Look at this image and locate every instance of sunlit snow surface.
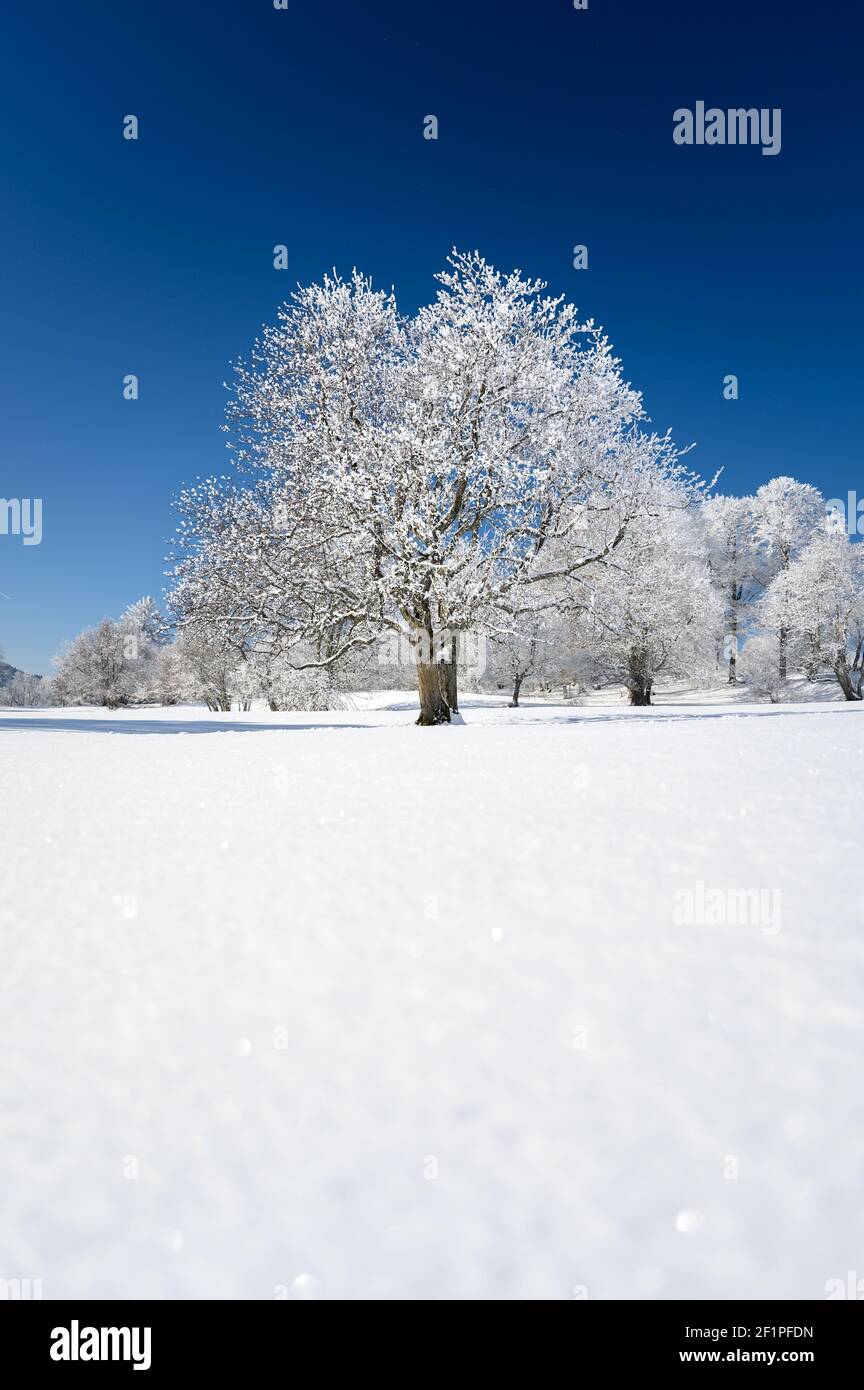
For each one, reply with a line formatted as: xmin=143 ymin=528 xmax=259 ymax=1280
xmin=1 ymin=692 xmax=862 ymax=1299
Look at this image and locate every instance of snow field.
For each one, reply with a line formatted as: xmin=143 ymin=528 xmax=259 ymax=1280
xmin=1 ymin=696 xmax=862 ymax=1299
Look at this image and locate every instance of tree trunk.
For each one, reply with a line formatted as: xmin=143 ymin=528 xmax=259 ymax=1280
xmin=778 ymin=626 xmax=788 ymax=680
xmin=626 ymin=649 xmax=653 ymax=705
xmin=416 ymin=660 xmax=451 ymax=725
xmin=450 ymin=636 xmax=458 ymax=711
xmin=628 ymin=680 xmax=652 ymax=706
xmin=833 ymin=655 xmax=863 ymax=702
xmin=510 ymin=672 xmax=523 ymax=707
xmin=440 ymin=635 xmax=458 ymax=712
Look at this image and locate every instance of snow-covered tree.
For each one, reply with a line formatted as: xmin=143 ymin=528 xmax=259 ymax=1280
xmin=119 ymin=596 xmax=171 ymax=701
xmin=703 ymin=494 xmax=765 ymax=683
xmin=486 ymin=604 xmax=565 ymax=706
xmin=169 ymin=252 xmax=696 ymax=724
xmin=760 ymin=519 xmax=864 ymax=700
xmin=255 ymin=651 xmax=336 ymax=711
xmin=52 ymin=599 xmax=171 ymax=707
xmin=754 ymin=477 xmax=824 ymax=676
xmin=580 ymin=501 xmax=722 ymax=704
xmin=121 ymin=596 xmax=171 ymax=651
xmin=169 ymin=630 xmax=249 ymax=712
xmin=0 ymin=672 xmax=48 ymax=707
xmin=52 ymin=619 xmax=138 ymax=707
xmin=151 ymin=643 xmax=185 ymax=706
xmin=740 ymin=633 xmax=795 ymax=702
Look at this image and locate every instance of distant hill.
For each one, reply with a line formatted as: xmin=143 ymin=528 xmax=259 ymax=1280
xmin=0 ymin=661 xmax=41 ymax=686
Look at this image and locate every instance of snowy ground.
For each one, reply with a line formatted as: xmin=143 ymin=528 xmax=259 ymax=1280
xmin=1 ymin=692 xmax=862 ymax=1300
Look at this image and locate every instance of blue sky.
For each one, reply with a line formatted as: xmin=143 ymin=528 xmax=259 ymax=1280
xmin=1 ymin=0 xmax=861 ymax=673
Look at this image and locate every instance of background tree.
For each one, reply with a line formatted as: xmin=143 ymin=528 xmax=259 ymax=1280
xmin=52 ymin=619 xmax=136 ymax=708
xmin=703 ymin=494 xmax=764 ymax=684
xmin=169 ymin=630 xmax=248 ymax=712
xmin=52 ymin=598 xmax=170 ymax=707
xmin=0 ymin=672 xmax=48 ymax=707
xmin=761 ymin=519 xmax=864 ymax=700
xmin=486 ymin=604 xmax=563 ymax=707
xmin=740 ymin=633 xmax=798 ymax=703
xmin=754 ymin=477 xmax=824 ymax=676
xmin=580 ymin=501 xmax=722 ymax=705
xmin=122 ymin=595 xmax=171 ymax=651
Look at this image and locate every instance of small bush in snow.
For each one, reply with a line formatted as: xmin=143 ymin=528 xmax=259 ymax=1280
xmin=741 ymin=635 xmax=788 ymax=702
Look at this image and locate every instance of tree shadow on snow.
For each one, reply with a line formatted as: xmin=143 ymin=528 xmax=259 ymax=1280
xmin=0 ymin=715 xmax=377 ymax=736
xmin=508 ymin=705 xmax=857 ymax=728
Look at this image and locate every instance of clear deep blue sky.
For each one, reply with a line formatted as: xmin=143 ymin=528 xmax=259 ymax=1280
xmin=1 ymin=0 xmax=861 ymax=673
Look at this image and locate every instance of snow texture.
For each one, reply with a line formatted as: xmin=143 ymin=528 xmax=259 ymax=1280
xmin=1 ymin=694 xmax=862 ymax=1300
